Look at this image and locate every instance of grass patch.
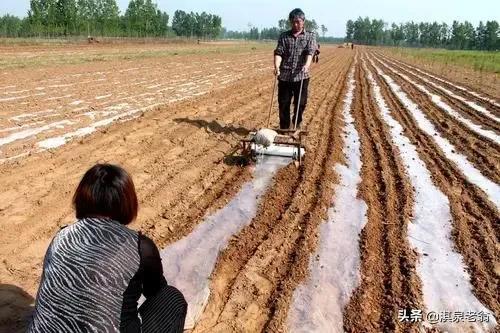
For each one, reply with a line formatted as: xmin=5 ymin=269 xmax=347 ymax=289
xmin=388 ymin=48 xmax=500 ymax=74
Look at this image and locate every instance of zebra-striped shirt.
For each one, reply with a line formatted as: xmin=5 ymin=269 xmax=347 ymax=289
xmin=28 ymin=217 xmax=144 ymax=332
xmin=30 ymin=217 xmax=187 ymax=332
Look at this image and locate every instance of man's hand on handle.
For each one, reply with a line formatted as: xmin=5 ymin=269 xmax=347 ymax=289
xmin=302 ymin=54 xmax=313 ymax=74
xmin=274 ymin=55 xmax=282 ymax=77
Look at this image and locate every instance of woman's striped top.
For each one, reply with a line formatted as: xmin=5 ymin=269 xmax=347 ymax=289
xmin=28 ymin=217 xmax=187 ymax=332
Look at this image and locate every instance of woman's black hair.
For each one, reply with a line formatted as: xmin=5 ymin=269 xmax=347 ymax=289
xmin=73 ymin=164 xmax=138 ymax=225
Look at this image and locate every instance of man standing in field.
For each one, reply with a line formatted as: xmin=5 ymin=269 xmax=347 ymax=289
xmin=274 ymin=8 xmax=318 ymax=130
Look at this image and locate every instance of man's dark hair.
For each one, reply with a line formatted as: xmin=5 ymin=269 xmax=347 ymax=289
xmin=288 ymin=8 xmax=305 ymax=22
xmin=73 ymin=164 xmax=138 ymax=225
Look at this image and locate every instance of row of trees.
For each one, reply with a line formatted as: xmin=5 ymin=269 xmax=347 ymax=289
xmin=0 ymin=14 xmax=28 ymax=37
xmin=345 ymin=17 xmax=499 ymax=50
xmin=171 ymin=10 xmax=221 ymax=39
xmin=0 ymin=6 xmax=332 ymax=42
xmin=0 ymin=0 xmax=223 ymax=38
xmin=26 ymin=0 xmax=170 ymax=37
xmin=225 ymin=19 xmax=329 ymax=41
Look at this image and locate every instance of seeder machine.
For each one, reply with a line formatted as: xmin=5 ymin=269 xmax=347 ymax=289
xmin=241 ymin=77 xmax=307 ymax=165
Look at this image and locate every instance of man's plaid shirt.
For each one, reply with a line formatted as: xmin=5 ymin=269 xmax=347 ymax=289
xmin=274 ymin=29 xmax=318 ymax=82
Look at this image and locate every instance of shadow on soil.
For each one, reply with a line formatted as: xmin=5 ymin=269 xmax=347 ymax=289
xmin=222 ymin=154 xmax=252 ymax=166
xmin=173 ymin=117 xmax=251 ymax=136
xmin=0 ymin=284 xmax=34 ymax=332
xmin=174 ymin=117 xmax=253 ymax=167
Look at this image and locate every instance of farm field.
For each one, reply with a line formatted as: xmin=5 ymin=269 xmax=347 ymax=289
xmin=383 ymin=47 xmax=500 ymax=98
xmin=386 ymin=48 xmax=500 ymax=74
xmin=0 ymin=42 xmax=498 ymax=332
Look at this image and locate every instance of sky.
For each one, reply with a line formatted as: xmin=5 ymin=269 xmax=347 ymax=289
xmin=1 ymin=0 xmax=499 ymax=37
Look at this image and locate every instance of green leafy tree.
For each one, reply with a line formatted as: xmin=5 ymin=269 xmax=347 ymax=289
xmin=450 ymin=20 xmax=466 ymax=49
xmin=153 ymin=9 xmax=169 ymax=36
xmin=345 ymin=19 xmax=354 ymax=41
xmin=249 ymin=26 xmax=259 ymax=40
xmin=28 ymin=0 xmax=44 ymax=36
xmin=45 ymin=0 xmax=58 ymax=36
xmin=390 ymin=23 xmax=405 ymax=46
xmin=342 ymin=17 xmax=497 ymax=50
xmin=352 ymin=17 xmax=371 ymax=44
xmin=184 ymin=12 xmax=196 ymax=37
xmin=194 ymin=12 xmax=209 ymax=38
xmin=77 ymin=0 xmax=96 ymax=35
xmin=0 ymin=15 xmax=22 ymax=37
xmin=142 ymin=0 xmax=158 ymax=36
xmin=172 ymin=10 xmax=187 ymax=36
xmin=28 ymin=0 xmax=57 ymax=36
xmin=125 ymin=0 xmax=164 ymax=37
xmin=419 ymin=22 xmax=430 ymax=46
xmin=369 ymin=19 xmax=385 ymax=45
xmin=404 ymin=21 xmax=419 ymax=46
xmin=475 ymin=21 xmax=487 ymax=50
xmin=172 ymin=10 xmax=219 ymax=38
xmin=98 ymin=0 xmax=120 ymax=36
xmin=278 ymin=19 xmax=289 ymax=31
xmin=428 ymin=22 xmax=441 ymax=47
xmin=320 ymin=24 xmax=328 ymax=38
xmin=55 ymin=0 xmax=77 ymax=35
xmin=439 ymin=23 xmax=449 ymax=46
xmin=305 ymin=19 xmax=318 ymax=35
xmin=484 ymin=20 xmax=499 ymax=50
xmin=260 ymin=27 xmax=280 ymax=40
xmin=209 ymin=14 xmax=221 ymax=38
xmin=463 ymin=21 xmax=475 ymax=49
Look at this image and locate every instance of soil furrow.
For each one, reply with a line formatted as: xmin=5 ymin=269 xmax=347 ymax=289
xmin=378 ymin=53 xmax=500 ymax=116
xmin=0 ymin=54 xmax=342 ymax=255
xmin=2 ymin=44 xmax=498 ymax=333
xmin=365 ymin=52 xmax=499 ymax=321
xmin=0 ymin=48 xmax=345 ymax=302
xmin=0 ymin=70 xmax=270 ymax=256
xmin=371 ymin=56 xmax=500 ymax=184
xmin=193 ymin=50 xmax=353 ymax=332
xmin=342 ymin=55 xmax=421 ymax=333
xmin=142 ymin=54 xmax=346 ymax=247
xmin=263 ymin=55 xmax=352 ymax=332
xmin=376 ymin=53 xmax=500 ymax=133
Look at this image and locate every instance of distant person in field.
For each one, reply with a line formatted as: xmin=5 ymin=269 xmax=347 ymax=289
xmin=274 ymin=8 xmax=318 ymax=130
xmin=29 ymin=164 xmax=187 ymax=333
xmin=313 ymin=43 xmax=321 ymax=63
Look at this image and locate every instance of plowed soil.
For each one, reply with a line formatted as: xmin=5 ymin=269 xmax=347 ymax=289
xmin=0 ymin=43 xmax=498 ymax=332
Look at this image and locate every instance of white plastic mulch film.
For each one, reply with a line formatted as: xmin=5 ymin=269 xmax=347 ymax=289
xmin=366 ymin=57 xmax=497 ymax=332
xmin=288 ymin=61 xmax=368 ymax=332
xmin=159 ymin=156 xmax=290 ymax=329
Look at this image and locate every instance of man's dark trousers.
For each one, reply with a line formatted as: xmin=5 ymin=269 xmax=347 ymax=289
xmin=278 ymin=78 xmax=310 ymax=129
